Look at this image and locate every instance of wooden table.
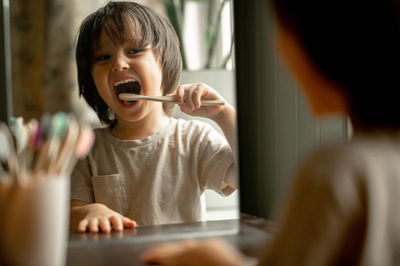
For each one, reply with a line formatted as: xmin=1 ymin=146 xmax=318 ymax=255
xmin=67 ymin=214 xmax=275 ymax=266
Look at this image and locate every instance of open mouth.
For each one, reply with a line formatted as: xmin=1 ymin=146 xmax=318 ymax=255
xmin=114 ymin=79 xmax=141 ymax=105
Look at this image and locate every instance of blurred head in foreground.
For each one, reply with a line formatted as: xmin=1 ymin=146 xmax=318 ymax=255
xmin=273 ymin=0 xmax=400 ymax=131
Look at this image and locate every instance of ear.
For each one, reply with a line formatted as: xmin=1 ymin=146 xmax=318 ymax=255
xmin=277 ymin=26 xmax=348 ymax=117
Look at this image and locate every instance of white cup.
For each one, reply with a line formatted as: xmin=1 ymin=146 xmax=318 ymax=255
xmin=0 ymin=175 xmax=70 ymax=266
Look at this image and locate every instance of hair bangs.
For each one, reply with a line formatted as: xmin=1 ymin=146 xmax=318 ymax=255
xmin=90 ymin=7 xmax=155 ymax=59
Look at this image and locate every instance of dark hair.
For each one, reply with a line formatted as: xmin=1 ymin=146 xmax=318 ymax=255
xmin=76 ymin=1 xmax=182 ymax=126
xmin=272 ymin=0 xmax=400 ymax=130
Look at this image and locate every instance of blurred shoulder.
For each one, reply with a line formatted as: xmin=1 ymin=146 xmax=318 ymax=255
xmin=298 ymin=132 xmax=400 ymax=189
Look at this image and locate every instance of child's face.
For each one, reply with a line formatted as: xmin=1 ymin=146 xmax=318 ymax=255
xmin=91 ymin=28 xmax=164 ymax=124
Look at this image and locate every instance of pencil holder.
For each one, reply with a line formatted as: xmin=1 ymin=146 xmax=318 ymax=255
xmin=0 ymin=175 xmax=70 ymax=266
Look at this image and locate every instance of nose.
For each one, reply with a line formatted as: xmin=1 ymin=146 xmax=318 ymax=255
xmin=112 ymin=54 xmax=130 ymax=71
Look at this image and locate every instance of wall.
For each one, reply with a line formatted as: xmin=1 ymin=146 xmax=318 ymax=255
xmin=234 ymin=0 xmax=349 ymax=218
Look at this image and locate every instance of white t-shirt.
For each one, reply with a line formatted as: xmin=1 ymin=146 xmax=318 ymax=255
xmin=71 ymin=118 xmax=235 ymax=226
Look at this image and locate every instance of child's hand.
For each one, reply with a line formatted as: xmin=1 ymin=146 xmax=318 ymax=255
xmin=171 ymin=83 xmax=227 ymax=120
xmin=140 ymin=238 xmax=246 ymax=266
xmin=71 ymin=202 xmax=136 ymax=233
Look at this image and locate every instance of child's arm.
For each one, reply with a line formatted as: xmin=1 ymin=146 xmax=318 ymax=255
xmin=70 ymin=200 xmax=136 ymax=233
xmin=141 ymin=238 xmax=246 ymax=266
xmin=172 ymin=83 xmax=237 ymax=189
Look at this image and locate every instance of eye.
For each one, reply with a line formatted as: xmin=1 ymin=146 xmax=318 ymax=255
xmin=128 ymin=48 xmax=142 ymax=55
xmin=94 ymin=54 xmax=111 ymax=62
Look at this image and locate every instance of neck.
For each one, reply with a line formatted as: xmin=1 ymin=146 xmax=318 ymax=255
xmin=111 ymin=110 xmax=170 ymax=140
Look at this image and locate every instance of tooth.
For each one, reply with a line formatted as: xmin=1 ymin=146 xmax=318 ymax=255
xmin=115 ymin=78 xmax=137 ymax=86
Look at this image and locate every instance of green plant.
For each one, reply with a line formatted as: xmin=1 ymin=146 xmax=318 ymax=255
xmin=161 ymin=0 xmax=234 ymax=70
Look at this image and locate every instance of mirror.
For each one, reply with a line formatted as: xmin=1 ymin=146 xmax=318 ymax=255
xmin=8 ymin=0 xmax=239 ymax=225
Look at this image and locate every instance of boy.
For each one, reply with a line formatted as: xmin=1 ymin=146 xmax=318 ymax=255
xmin=70 ymin=1 xmax=237 ymax=233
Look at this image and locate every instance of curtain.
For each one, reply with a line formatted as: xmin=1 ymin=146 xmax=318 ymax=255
xmin=10 ymin=0 xmax=75 ymax=119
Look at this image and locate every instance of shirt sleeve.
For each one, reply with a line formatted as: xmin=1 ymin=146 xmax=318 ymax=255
xmin=197 ymin=123 xmax=235 ymax=196
xmin=259 ymin=150 xmax=367 ymax=265
xmin=70 ymin=156 xmax=95 ymax=203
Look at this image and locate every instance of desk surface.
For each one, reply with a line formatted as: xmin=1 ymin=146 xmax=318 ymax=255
xmin=67 ymin=214 xmax=275 ymax=266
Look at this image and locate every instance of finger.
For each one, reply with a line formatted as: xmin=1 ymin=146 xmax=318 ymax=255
xmin=121 ymin=216 xmax=137 ymax=228
xmin=77 ymin=219 xmax=89 ymax=233
xmin=176 ymin=85 xmax=186 ymax=104
xmin=192 ymin=85 xmax=206 ymax=109
xmin=98 ymin=217 xmax=111 ymax=233
xmin=88 ymin=217 xmax=99 ymax=233
xmin=109 ymin=215 xmax=123 ymax=232
xmin=187 ymin=84 xmax=197 ymax=110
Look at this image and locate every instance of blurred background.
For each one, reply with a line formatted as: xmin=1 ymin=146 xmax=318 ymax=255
xmin=9 ymin=0 xmax=238 ymax=221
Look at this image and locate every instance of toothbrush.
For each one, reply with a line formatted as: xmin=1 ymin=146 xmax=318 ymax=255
xmin=33 ymin=112 xmax=68 ymax=177
xmin=61 ymin=123 xmax=95 ymax=175
xmin=118 ymin=93 xmax=225 ymax=106
xmin=0 ymin=123 xmax=20 ymax=182
xmin=52 ymin=115 xmax=79 ymax=175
